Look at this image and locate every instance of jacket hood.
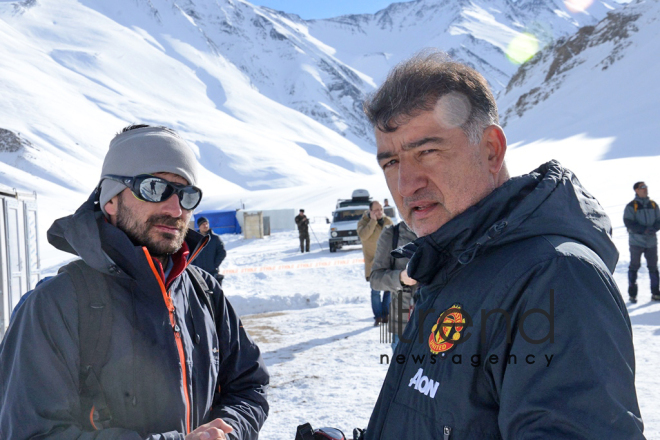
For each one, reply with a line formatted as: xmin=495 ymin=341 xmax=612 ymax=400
xmin=407 ymin=160 xmax=618 ymax=285
xmin=47 ymin=190 xmax=207 ymax=279
xmin=47 ymin=191 xmax=117 ymax=275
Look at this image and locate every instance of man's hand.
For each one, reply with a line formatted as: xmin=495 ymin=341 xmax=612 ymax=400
xmin=645 ymin=227 xmax=655 ymax=235
xmin=400 ymin=268 xmax=417 ymax=286
xmin=186 ymin=419 xmax=234 ymax=440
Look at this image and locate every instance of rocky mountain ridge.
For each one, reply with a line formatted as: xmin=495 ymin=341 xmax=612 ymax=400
xmin=501 ymin=3 xmax=645 ymax=127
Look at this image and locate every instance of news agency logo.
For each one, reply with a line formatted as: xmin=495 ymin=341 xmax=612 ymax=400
xmin=379 ymin=290 xmax=556 ymax=366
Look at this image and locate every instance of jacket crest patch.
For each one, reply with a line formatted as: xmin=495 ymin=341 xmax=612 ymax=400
xmin=429 ymin=303 xmax=465 ymax=355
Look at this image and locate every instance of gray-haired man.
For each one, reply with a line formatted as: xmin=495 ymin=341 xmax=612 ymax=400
xmin=0 ymin=125 xmax=269 ymax=440
xmin=362 ymin=51 xmax=643 ymax=439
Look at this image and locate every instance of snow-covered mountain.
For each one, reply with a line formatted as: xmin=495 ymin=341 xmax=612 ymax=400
xmin=1 ymin=0 xmax=658 ymax=269
xmin=500 ymin=0 xmax=660 ymax=159
xmin=0 ymin=0 xmax=380 ymax=202
xmin=307 ymin=0 xmax=615 ymax=93
xmin=0 ymin=0 xmax=622 ymax=199
xmin=85 ymin=0 xmax=377 ymax=149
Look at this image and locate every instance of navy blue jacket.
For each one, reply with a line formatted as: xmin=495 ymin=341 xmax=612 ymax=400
xmin=365 ymin=161 xmax=644 ymax=439
xmin=0 ymin=192 xmax=269 ymax=439
xmin=192 ymin=230 xmax=226 ymax=275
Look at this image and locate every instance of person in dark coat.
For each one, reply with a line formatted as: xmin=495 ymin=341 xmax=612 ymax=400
xmin=0 ymin=125 xmax=269 ymax=440
xmin=193 ymin=216 xmax=227 ymax=284
xmin=624 ymin=181 xmax=660 ymax=302
xmin=370 ymin=221 xmax=417 ymax=350
xmin=295 ymin=209 xmax=310 ymax=253
xmin=361 ymin=51 xmax=644 ymax=439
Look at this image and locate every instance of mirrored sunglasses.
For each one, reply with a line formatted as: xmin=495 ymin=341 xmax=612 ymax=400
xmin=103 ymin=174 xmax=202 ymax=210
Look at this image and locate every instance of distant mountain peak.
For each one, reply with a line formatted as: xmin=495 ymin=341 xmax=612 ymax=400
xmin=501 ymin=4 xmax=644 ymax=126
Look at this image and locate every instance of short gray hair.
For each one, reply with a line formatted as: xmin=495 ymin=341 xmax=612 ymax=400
xmin=363 ymin=50 xmax=499 ymax=145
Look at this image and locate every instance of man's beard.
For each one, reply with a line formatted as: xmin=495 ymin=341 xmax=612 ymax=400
xmin=116 ymin=195 xmax=188 ymax=259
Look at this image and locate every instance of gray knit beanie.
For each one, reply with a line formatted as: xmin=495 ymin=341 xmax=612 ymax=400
xmin=98 ymin=126 xmax=199 ymax=215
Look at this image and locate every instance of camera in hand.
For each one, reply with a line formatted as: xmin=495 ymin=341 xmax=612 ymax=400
xmin=296 ymin=423 xmax=364 ymax=440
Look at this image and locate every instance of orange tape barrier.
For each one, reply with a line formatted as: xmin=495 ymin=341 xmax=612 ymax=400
xmin=220 ymin=258 xmax=365 ymax=275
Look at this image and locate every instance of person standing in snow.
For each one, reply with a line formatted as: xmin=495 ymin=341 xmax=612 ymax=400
xmin=369 ymin=221 xmax=417 ymax=350
xmin=362 ymin=51 xmax=644 ymax=439
xmin=295 ymin=209 xmax=310 ymax=253
xmin=624 ymin=181 xmax=660 ymax=302
xmin=357 ymin=201 xmax=393 ymax=325
xmin=193 ymin=216 xmax=227 ymax=285
xmin=0 ymin=125 xmax=269 ymax=440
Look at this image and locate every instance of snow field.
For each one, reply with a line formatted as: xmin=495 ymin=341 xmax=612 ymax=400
xmin=242 ymin=304 xmax=389 ymax=439
xmin=222 ymin=223 xmax=390 ymax=438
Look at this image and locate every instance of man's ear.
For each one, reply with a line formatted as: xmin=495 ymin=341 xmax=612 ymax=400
xmin=482 ymin=125 xmax=507 ymax=175
xmin=104 ymin=195 xmax=119 ymax=216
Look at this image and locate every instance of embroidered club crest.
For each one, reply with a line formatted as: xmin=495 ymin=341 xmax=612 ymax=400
xmin=429 ymin=304 xmax=465 ymax=355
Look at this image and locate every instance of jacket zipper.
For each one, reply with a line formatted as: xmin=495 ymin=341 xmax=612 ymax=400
xmin=144 ymin=248 xmax=192 ymax=435
xmin=186 ymin=235 xmax=209 ymax=268
xmin=443 ymin=426 xmax=452 ymax=440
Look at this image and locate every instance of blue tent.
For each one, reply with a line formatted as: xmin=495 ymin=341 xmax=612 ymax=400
xmin=194 ymin=210 xmax=241 ymax=234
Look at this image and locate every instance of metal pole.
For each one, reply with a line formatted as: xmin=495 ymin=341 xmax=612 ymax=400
xmin=310 ymin=226 xmax=324 ymax=251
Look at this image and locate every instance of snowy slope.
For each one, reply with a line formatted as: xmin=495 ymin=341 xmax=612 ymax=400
xmin=0 ymin=0 xmax=380 ymax=189
xmin=0 ymin=0 xmax=384 ymax=267
xmin=0 ymin=0 xmax=626 ymax=218
xmin=306 ymin=0 xmax=616 ymax=92
xmin=0 ymin=0 xmax=381 ymax=244
xmin=499 ymin=0 xmax=660 ymax=160
xmin=85 ymin=0 xmax=378 ymax=149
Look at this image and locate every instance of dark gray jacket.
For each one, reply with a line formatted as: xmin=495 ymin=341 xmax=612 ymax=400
xmin=192 ymin=230 xmax=226 ymax=275
xmin=624 ymin=196 xmax=659 ymax=248
xmin=370 ymin=222 xmax=418 ymax=334
xmin=365 ymin=161 xmax=644 ymax=439
xmin=0 ymin=192 xmax=269 ymax=439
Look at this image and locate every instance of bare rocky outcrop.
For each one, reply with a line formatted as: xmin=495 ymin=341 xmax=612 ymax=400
xmin=0 ymin=128 xmax=33 ymax=153
xmin=501 ymin=7 xmax=643 ymax=126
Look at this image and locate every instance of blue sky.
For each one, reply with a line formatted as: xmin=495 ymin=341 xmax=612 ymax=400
xmin=248 ymin=0 xmax=398 ymax=19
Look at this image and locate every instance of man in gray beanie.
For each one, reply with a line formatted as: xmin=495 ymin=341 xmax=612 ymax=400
xmin=0 ymin=124 xmax=269 ymax=440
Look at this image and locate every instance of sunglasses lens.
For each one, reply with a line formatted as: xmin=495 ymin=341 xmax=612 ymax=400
xmin=179 ymin=187 xmax=202 ymax=210
xmin=131 ymin=175 xmax=201 ymax=210
xmin=138 ymin=177 xmax=173 ymax=203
